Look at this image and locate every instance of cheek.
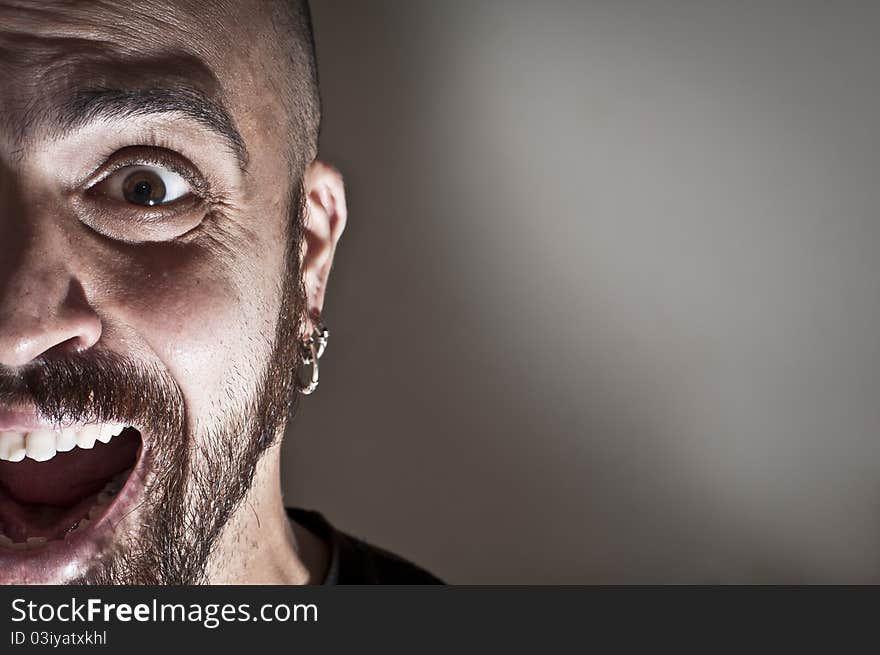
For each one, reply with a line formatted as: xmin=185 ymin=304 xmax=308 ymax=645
xmin=87 ymin=240 xmax=285 ymax=428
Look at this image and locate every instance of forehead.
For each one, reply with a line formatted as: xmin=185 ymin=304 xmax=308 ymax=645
xmin=0 ymin=0 xmax=237 ymax=51
xmin=0 ymin=0 xmax=279 ymax=152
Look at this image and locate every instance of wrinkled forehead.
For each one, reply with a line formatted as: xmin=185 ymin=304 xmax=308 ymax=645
xmin=0 ymin=0 xmax=266 ymax=153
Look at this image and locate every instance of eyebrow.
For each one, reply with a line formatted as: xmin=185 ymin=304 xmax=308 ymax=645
xmin=55 ymin=86 xmax=249 ymax=171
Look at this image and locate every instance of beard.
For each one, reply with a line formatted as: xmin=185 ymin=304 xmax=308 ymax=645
xmin=0 ymin=185 xmax=307 ymax=585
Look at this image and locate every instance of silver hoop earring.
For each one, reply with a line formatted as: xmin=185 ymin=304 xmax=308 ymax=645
xmin=298 ymin=320 xmax=330 ymax=395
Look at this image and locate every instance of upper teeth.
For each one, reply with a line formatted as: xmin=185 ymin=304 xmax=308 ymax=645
xmin=0 ymin=423 xmax=128 ymax=462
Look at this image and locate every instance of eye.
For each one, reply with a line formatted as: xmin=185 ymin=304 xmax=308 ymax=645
xmin=75 ymin=147 xmax=213 ymax=243
xmin=95 ymin=164 xmax=192 ymax=207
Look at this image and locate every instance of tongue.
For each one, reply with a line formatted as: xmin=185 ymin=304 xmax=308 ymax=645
xmin=0 ymin=431 xmax=140 ymax=506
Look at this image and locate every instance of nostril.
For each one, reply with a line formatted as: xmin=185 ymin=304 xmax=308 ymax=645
xmin=43 ymin=335 xmax=96 ymax=359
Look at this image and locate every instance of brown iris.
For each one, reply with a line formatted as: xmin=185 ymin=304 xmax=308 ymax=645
xmin=122 ymin=169 xmax=166 ymax=206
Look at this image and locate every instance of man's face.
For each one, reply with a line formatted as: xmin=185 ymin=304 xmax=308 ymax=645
xmin=0 ymin=1 xmax=315 ymax=583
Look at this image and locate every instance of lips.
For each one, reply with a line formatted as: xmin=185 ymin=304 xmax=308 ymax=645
xmin=0 ymin=422 xmax=142 ymax=548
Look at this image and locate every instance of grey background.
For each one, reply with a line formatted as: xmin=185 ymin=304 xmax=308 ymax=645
xmin=282 ymin=0 xmax=880 ymax=582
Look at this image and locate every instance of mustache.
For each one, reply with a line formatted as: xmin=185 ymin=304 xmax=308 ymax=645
xmin=0 ymin=351 xmax=185 ymax=439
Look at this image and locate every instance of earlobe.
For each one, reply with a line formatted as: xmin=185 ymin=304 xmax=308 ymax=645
xmin=300 ymin=161 xmax=347 ymax=332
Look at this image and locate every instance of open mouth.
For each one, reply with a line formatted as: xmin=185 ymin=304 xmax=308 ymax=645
xmin=0 ymin=424 xmax=142 ymax=550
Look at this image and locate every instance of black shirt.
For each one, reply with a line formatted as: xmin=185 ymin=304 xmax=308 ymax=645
xmin=286 ymin=508 xmax=443 ymax=585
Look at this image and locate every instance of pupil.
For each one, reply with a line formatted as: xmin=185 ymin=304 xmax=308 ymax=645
xmin=133 ymin=181 xmax=152 ymax=200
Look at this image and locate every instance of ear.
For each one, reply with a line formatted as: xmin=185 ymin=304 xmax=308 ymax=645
xmin=300 ymin=160 xmax=347 ymax=336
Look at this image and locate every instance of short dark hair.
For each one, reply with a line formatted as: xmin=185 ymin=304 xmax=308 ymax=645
xmin=270 ymin=0 xmax=321 ymax=176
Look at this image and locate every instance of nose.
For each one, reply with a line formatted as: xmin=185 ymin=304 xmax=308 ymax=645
xmin=0 ymin=226 xmax=102 ymax=368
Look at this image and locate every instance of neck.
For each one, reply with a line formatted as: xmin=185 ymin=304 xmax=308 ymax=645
xmin=203 ymin=442 xmax=317 ymax=584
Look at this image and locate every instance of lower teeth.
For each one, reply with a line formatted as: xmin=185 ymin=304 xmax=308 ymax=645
xmin=0 ymin=467 xmax=132 ymax=550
